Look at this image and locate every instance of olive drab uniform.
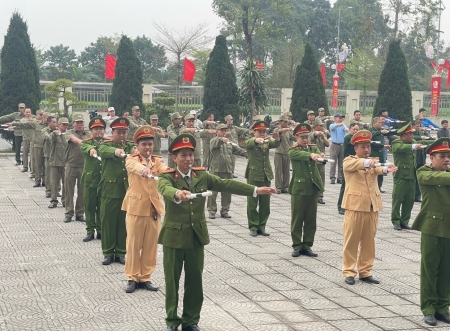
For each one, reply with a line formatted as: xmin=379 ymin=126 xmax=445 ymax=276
xmin=47 ymin=130 xmax=67 ymax=205
xmin=0 ymin=111 xmax=25 ymax=164
xmin=166 ymin=124 xmax=184 ymax=168
xmin=81 ymin=138 xmax=107 ymax=236
xmin=274 ymin=126 xmax=294 ymax=192
xmin=245 ymin=136 xmax=280 ymax=231
xmin=201 ymin=120 xmax=216 ymax=168
xmin=42 ymin=126 xmax=57 ymax=195
xmin=413 ymin=129 xmax=433 ymax=201
xmin=151 ymin=126 xmax=164 ymax=155
xmin=98 ymin=140 xmax=135 ymax=258
xmin=288 ymin=144 xmax=324 ymax=251
xmin=19 ymin=116 xmax=34 ymax=170
xmin=368 ymin=127 xmax=385 ymax=189
xmin=309 ymin=130 xmax=328 ymax=199
xmin=127 ymin=117 xmax=148 ymax=141
xmin=226 ymin=123 xmax=249 ymax=172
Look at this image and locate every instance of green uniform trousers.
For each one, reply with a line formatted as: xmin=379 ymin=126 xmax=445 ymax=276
xmin=337 ymin=176 xmax=345 ymax=211
xmin=163 ymin=237 xmax=204 ymax=328
xmin=202 ymin=142 xmax=210 ymax=168
xmin=33 ymin=147 xmax=44 ymax=185
xmin=50 ymin=166 xmax=65 ymax=204
xmin=247 ymin=179 xmax=270 ymax=231
xmin=420 ymin=233 xmax=450 ymax=315
xmin=14 ymin=135 xmax=22 ymax=163
xmin=391 ymin=178 xmax=415 ymax=226
xmin=30 ymin=144 xmax=35 ymax=175
xmin=291 ymin=193 xmax=318 ymax=250
xmin=23 ymin=139 xmax=30 ymax=168
xmin=64 ymin=167 xmax=84 ymax=218
xmin=207 ymin=172 xmax=232 ymax=214
xmin=100 ymin=197 xmax=126 ymax=257
xmin=414 ymin=164 xmax=424 ymax=200
xmin=274 ymin=153 xmax=290 ymax=191
xmin=44 ymin=157 xmax=52 ymax=194
xmin=83 ymin=186 xmax=101 ymax=235
xmin=317 ymin=163 xmax=325 ymax=198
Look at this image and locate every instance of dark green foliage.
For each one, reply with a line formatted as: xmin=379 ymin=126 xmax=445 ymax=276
xmin=144 ymin=92 xmax=176 ymax=129
xmin=109 ymin=36 xmax=144 ymax=115
xmin=373 ymin=40 xmax=412 ymax=120
xmin=289 ymin=43 xmax=329 ymax=122
xmin=0 ymin=12 xmax=41 ymax=115
xmin=202 ymin=35 xmax=239 ymax=121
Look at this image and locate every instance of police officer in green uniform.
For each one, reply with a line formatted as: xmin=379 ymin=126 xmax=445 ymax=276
xmin=411 ymin=138 xmax=450 ymax=327
xmin=391 ymin=123 xmax=432 ymax=230
xmin=245 ymin=121 xmax=280 ymax=236
xmin=98 ymin=117 xmax=135 ymax=265
xmin=149 ymin=114 xmax=166 ymax=156
xmin=274 ymin=115 xmax=294 ymax=194
xmin=289 ymin=124 xmax=324 ymax=257
xmin=157 ymin=133 xmax=275 ymax=331
xmin=167 ymin=112 xmax=184 ymax=168
xmin=0 ymin=103 xmax=26 ymax=165
xmin=81 ymin=117 xmax=107 ymax=242
xmin=309 ymin=119 xmax=330 ymax=204
xmin=412 ymin=120 xmax=434 ymax=202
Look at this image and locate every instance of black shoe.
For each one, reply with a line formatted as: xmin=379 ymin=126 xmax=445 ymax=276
xmin=221 ymin=213 xmax=232 ymax=218
xmin=208 ymin=213 xmax=215 ymax=219
xmin=182 ymin=325 xmax=203 ymax=331
xmin=380 ymin=189 xmax=385 ymax=193
xmin=359 ymin=276 xmax=380 ymax=284
xmin=424 ymin=314 xmax=437 ymax=326
xmin=435 ymin=313 xmax=450 ymax=324
xmin=345 ymin=276 xmax=355 ymax=285
xmin=45 ymin=193 xmax=51 ymax=198
xmin=115 ymin=256 xmax=126 ymax=264
xmin=57 ymin=193 xmax=62 ymax=197
xmin=48 ymin=202 xmax=58 ymax=208
xmin=292 ymin=249 xmax=301 ymax=257
xmin=339 ymin=208 xmax=345 ymax=215
xmin=337 ymin=179 xmax=342 ymax=184
xmin=83 ymin=233 xmax=94 ymax=242
xmin=415 ymin=199 xmax=422 ymax=203
xmin=400 ymin=224 xmax=410 ymax=230
xmin=301 ymin=249 xmax=318 ymax=257
xmin=138 ymin=281 xmax=159 ymax=291
xmin=41 ymin=183 xmax=45 ymax=187
xmin=16 ymin=162 xmax=22 ymax=166
xmin=166 ymin=327 xmax=178 ymax=331
xmin=64 ymin=216 xmax=72 ymax=223
xmin=250 ymin=230 xmax=257 ymax=237
xmin=318 ymin=198 xmax=325 ymax=204
xmin=96 ymin=233 xmax=101 ymax=240
xmin=257 ymin=230 xmax=270 ymax=236
xmin=125 ymin=280 xmax=137 ymax=293
xmin=75 ymin=215 xmax=85 ymax=222
xmin=330 ymin=179 xmax=335 ymax=184
xmin=393 ymin=225 xmax=402 ymax=231
xmin=33 ymin=183 xmax=41 ymax=187
xmin=30 ymin=174 xmax=35 ymax=178
xmin=21 ymin=167 xmax=28 ymax=172
xmin=102 ymin=256 xmax=113 ymax=265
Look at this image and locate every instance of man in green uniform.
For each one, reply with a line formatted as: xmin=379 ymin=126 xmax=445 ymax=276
xmin=157 ymin=133 xmax=275 ymax=331
xmin=149 ymin=114 xmax=166 ymax=156
xmin=412 ymin=120 xmax=434 ymax=202
xmin=182 ymin=114 xmax=215 ymax=167
xmin=207 ymin=123 xmax=247 ymax=219
xmin=391 ymin=123 xmax=432 ymax=230
xmin=19 ymin=108 xmax=34 ymax=172
xmin=309 ymin=119 xmax=330 ymax=204
xmin=167 ymin=112 xmax=183 ymax=168
xmin=0 ymin=102 xmax=26 ymax=165
xmin=80 ymin=117 xmax=107 ymax=242
xmin=201 ymin=113 xmax=216 ymax=168
xmin=274 ymin=115 xmax=294 ymax=194
xmin=127 ymin=106 xmax=148 ymax=141
xmin=63 ymin=114 xmax=89 ymax=223
xmin=43 ymin=116 xmax=58 ymax=197
xmin=304 ymin=110 xmax=316 ymax=126
xmin=225 ymin=114 xmax=249 ymax=177
xmin=98 ymin=117 xmax=135 ymax=265
xmin=245 ymin=121 xmax=280 ymax=236
xmin=46 ymin=117 xmax=69 ymax=208
xmin=289 ymin=124 xmax=324 ymax=257
xmin=369 ymin=117 xmax=390 ymax=192
xmin=411 ymin=138 xmax=450 ymax=326
xmin=316 ymin=107 xmax=332 ymax=131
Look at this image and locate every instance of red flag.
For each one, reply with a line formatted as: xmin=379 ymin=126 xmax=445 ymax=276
xmin=105 ymin=54 xmax=116 ymax=79
xmin=332 ymin=75 xmax=339 ymax=109
xmin=337 ymin=63 xmax=345 ymax=73
xmin=431 ymin=61 xmax=443 ymax=73
xmin=183 ymin=58 xmax=196 ymax=82
xmin=442 ymin=60 xmax=450 ymax=88
xmin=320 ymin=63 xmax=326 ymax=86
xmin=255 ymin=60 xmax=265 ymax=69
xmin=430 ymin=75 xmax=441 ymax=116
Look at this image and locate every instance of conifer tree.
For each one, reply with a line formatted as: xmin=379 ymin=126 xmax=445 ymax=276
xmin=289 ymin=43 xmax=328 ymax=122
xmin=110 ymin=36 xmax=144 ymax=115
xmin=0 ymin=12 xmax=41 ymax=115
xmin=202 ymin=35 xmax=239 ymax=121
xmin=374 ymin=40 xmax=412 ymax=120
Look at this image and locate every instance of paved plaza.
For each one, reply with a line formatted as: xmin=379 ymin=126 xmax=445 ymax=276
xmin=0 ymin=149 xmax=449 ymax=331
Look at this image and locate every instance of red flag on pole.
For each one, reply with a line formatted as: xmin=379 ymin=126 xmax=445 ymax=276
xmin=443 ymin=60 xmax=450 ymax=88
xmin=105 ymin=54 xmax=116 ymax=79
xmin=337 ymin=63 xmax=345 ymax=73
xmin=430 ymin=75 xmax=441 ymax=116
xmin=183 ymin=58 xmax=196 ymax=82
xmin=332 ymin=75 xmax=339 ymax=109
xmin=320 ymin=63 xmax=326 ymax=86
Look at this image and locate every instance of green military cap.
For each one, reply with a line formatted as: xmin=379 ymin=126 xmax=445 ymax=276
xmin=36 ymin=110 xmax=44 ymax=115
xmin=88 ymin=117 xmax=106 ymax=130
xmin=150 ymin=114 xmax=158 ymax=120
xmin=279 ymin=115 xmax=288 ymax=121
xmin=311 ymin=119 xmax=324 ymax=127
xmin=110 ymin=117 xmax=130 ymax=129
xmin=307 ymin=110 xmax=315 ymax=115
xmin=170 ymin=112 xmax=182 ymax=120
xmin=283 ymin=111 xmax=293 ymax=117
xmin=426 ymin=137 xmax=450 ymax=155
xmin=185 ymin=113 xmax=195 ymax=120
xmin=18 ymin=103 xmax=25 ymax=108
xmin=224 ymin=115 xmax=233 ymax=121
xmin=72 ymin=113 xmax=85 ymax=122
xmin=59 ymin=117 xmax=69 ymax=124
xmin=216 ymin=123 xmax=227 ymax=130
xmin=132 ymin=106 xmax=140 ymax=111
xmin=397 ymin=122 xmax=413 ymax=135
xmin=293 ymin=123 xmax=311 ymax=136
xmin=251 ymin=120 xmax=268 ymax=131
xmin=169 ymin=133 xmax=196 ymax=153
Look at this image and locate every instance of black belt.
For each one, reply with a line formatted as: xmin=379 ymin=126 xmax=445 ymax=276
xmin=332 ymin=142 xmax=343 ymax=145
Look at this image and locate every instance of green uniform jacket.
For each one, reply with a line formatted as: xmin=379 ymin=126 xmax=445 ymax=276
xmin=413 ymin=131 xmax=433 ymax=165
xmin=48 ymin=132 xmax=68 ymax=166
xmin=412 ymin=165 xmax=450 ymax=238
xmin=368 ymin=127 xmax=384 ymax=159
xmin=13 ymin=120 xmax=46 ymax=147
xmin=42 ymin=127 xmax=53 ymax=158
xmin=392 ymin=138 xmax=431 ymax=180
xmin=245 ymin=137 xmax=280 ymax=181
xmin=127 ymin=117 xmax=148 ymax=140
xmin=19 ymin=117 xmax=34 ymax=140
xmin=81 ymin=138 xmax=106 ymax=188
xmin=151 ymin=126 xmax=164 ymax=153
xmin=343 ymin=134 xmax=356 ymax=157
xmin=227 ymin=125 xmax=249 ymax=144
xmin=288 ymin=146 xmax=324 ymax=195
xmin=98 ymin=141 xmax=135 ymax=199
xmin=65 ymin=129 xmax=90 ymax=167
xmin=274 ymin=128 xmax=294 ymax=154
xmin=0 ymin=112 xmax=24 ymax=136
xmin=157 ymin=168 xmax=255 ymax=249
xmin=209 ymin=136 xmax=247 ymax=173
xmin=167 ymin=124 xmax=184 ymax=151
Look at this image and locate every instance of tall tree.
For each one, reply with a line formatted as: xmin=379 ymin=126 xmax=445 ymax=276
xmin=239 ymin=58 xmax=268 ymax=119
xmin=191 ymin=48 xmax=212 ymax=87
xmin=267 ymin=40 xmax=304 ymax=88
xmin=374 ymin=40 xmax=412 ymax=120
xmin=203 ymin=35 xmax=239 ymax=121
xmin=79 ymin=36 xmax=119 ymax=80
xmin=0 ymin=12 xmax=41 ymax=115
xmin=109 ymin=36 xmax=144 ymax=115
xmin=132 ymin=35 xmax=167 ymax=83
xmin=289 ymin=43 xmax=328 ymax=122
xmin=42 ymin=44 xmax=77 ymax=80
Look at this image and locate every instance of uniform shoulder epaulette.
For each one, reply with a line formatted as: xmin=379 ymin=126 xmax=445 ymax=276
xmin=152 ymin=155 xmax=162 ymax=158
xmin=130 ymin=152 xmax=140 ymax=157
xmin=102 ymin=138 xmax=112 ymax=142
xmin=83 ymin=137 xmax=93 ymax=141
xmin=308 ymin=144 xmax=317 ymax=146
xmin=425 ymin=164 xmax=433 ymax=169
xmin=161 ymin=167 xmax=175 ymax=173
xmin=192 ymin=166 xmax=206 ymax=171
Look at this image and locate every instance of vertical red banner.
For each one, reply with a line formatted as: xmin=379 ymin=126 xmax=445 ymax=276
xmin=430 ymin=75 xmax=441 ymax=116
xmin=105 ymin=54 xmax=116 ymax=79
xmin=332 ymin=75 xmax=339 ymax=109
xmin=320 ymin=63 xmax=326 ymax=86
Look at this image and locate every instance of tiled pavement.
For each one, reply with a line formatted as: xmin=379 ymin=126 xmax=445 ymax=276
xmin=0 ymin=152 xmax=449 ymax=331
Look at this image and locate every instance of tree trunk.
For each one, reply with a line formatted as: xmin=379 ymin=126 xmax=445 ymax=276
xmin=176 ymin=53 xmax=181 ymax=111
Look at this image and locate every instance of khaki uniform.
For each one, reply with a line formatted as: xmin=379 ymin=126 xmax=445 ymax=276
xmin=201 ymin=121 xmax=216 ymax=168
xmin=47 ymin=131 xmax=68 ymax=204
xmin=121 ymin=154 xmax=166 ymax=282
xmin=309 ymin=132 xmax=328 ymax=198
xmin=186 ymin=129 xmax=209 ymax=167
xmin=19 ymin=117 xmax=34 ymax=169
xmin=166 ymin=124 xmax=184 ymax=168
xmin=341 ymin=156 xmax=384 ymax=278
xmin=127 ymin=117 xmax=148 ymax=141
xmin=151 ymin=126 xmax=164 ymax=155
xmin=274 ymin=127 xmax=294 ymax=191
xmin=227 ymin=124 xmax=249 ymax=172
xmin=42 ymin=126 xmax=55 ymax=194
xmin=0 ymin=112 xmax=25 ymax=163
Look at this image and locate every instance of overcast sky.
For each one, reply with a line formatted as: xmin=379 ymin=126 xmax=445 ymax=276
xmin=0 ymin=0 xmax=449 ymax=55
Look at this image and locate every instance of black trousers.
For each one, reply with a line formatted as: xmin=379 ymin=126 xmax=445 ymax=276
xmin=14 ymin=135 xmax=23 ymax=163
